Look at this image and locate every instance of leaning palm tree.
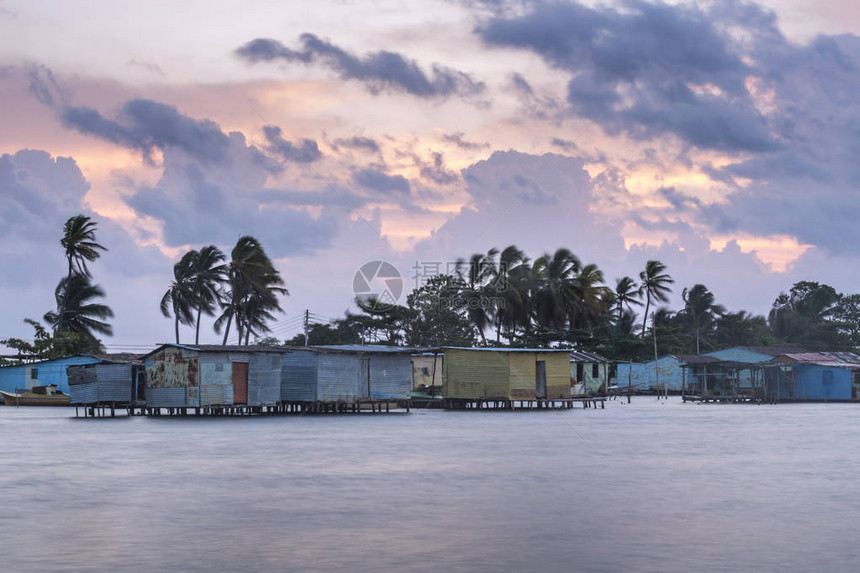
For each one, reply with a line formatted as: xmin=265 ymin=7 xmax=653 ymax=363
xmin=615 ymin=276 xmax=642 ymax=325
xmin=160 ymin=251 xmax=197 ymax=344
xmin=531 ymin=248 xmax=581 ymax=332
xmin=639 ymin=260 xmax=674 ymax=336
xmin=61 ymin=215 xmax=107 ymax=280
xmin=188 ymin=245 xmax=227 ymax=344
xmin=216 ymin=236 xmax=287 ymax=345
xmin=455 ymin=248 xmax=499 ymax=344
xmin=493 ymin=245 xmax=531 ymax=342
xmin=44 ymin=274 xmax=113 ymax=352
xmin=681 ymin=284 xmax=725 ymax=354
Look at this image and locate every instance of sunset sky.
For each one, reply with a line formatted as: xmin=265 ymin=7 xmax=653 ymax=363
xmin=3 ymin=0 xmax=860 ymax=351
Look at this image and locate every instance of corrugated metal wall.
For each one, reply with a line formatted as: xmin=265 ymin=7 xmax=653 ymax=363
xmin=544 ymin=353 xmax=570 ymax=399
xmin=614 ymin=357 xmax=685 ymax=391
xmin=146 ymin=387 xmax=190 ymax=407
xmin=318 ymin=354 xmax=362 ymax=402
xmin=146 ymin=347 xmax=199 ymax=389
xmin=411 ymin=355 xmax=443 ymax=388
xmin=509 ymin=353 xmax=536 ymax=399
xmin=281 ymin=350 xmax=318 ymax=401
xmin=248 ymin=353 xmax=281 ymax=406
xmin=69 ymin=363 xmax=133 ymax=403
xmin=198 ymin=353 xmax=235 ymax=406
xmin=200 ymin=384 xmax=233 ymax=406
xmin=368 ymin=354 xmax=411 ymax=399
xmin=0 ymin=356 xmax=102 ymax=394
xmin=70 ymin=381 xmax=98 ymax=404
xmin=444 ymin=349 xmax=509 ymax=399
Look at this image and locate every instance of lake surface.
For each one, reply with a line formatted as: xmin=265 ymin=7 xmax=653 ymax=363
xmin=1 ymin=397 xmax=859 ymax=572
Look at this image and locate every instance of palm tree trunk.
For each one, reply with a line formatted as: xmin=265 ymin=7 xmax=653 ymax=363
xmin=175 ymin=315 xmax=180 ymax=344
xmin=195 ymin=306 xmax=202 ymax=344
xmin=221 ymin=312 xmax=233 ymax=345
xmin=641 ymin=297 xmax=651 ymax=337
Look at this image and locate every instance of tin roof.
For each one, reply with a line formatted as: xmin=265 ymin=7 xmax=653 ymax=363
xmin=303 ymin=344 xmax=424 ymax=354
xmin=768 ymin=351 xmax=860 ymax=368
xmin=142 ymin=343 xmax=291 ymax=359
xmin=569 ymin=350 xmax=611 ymax=363
xmin=736 ymin=346 xmax=809 ymax=356
xmin=442 ymin=346 xmax=571 ymax=353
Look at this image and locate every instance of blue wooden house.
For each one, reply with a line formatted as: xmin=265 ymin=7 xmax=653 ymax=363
xmin=0 ymin=354 xmax=138 ymax=394
xmin=762 ymin=352 xmax=860 ymax=401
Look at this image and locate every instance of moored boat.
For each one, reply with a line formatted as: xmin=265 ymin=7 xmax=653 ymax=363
xmin=0 ymin=385 xmax=71 ymax=406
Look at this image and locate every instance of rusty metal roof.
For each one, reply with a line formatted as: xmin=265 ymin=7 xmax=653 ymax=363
xmin=769 ymin=351 xmax=860 ymax=368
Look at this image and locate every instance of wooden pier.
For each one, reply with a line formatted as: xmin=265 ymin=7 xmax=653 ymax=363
xmin=681 ymin=394 xmax=767 ymax=404
xmin=76 ymin=400 xmax=410 ymax=417
xmin=443 ymin=397 xmax=605 ymax=410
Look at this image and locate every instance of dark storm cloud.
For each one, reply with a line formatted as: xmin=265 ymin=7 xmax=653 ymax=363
xmin=352 ymin=167 xmax=411 ymax=194
xmin=263 ymin=125 xmax=322 ymax=163
xmin=235 ymin=34 xmax=486 ymax=99
xmin=476 ymin=0 xmax=778 ymax=153
xmin=419 ymin=151 xmax=459 ymax=185
xmin=332 ymin=136 xmax=381 ymax=153
xmin=442 ymin=132 xmax=489 ymax=150
xmin=61 ymin=99 xmax=230 ymax=163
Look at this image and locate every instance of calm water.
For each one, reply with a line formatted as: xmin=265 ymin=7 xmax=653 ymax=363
xmin=1 ymin=398 xmax=859 ymax=572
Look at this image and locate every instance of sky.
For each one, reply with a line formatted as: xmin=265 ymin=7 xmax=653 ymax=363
xmin=3 ymin=0 xmax=860 ymax=352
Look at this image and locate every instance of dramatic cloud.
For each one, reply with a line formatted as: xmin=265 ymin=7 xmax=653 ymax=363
xmin=235 ymin=34 xmax=486 ymax=99
xmin=263 ymin=125 xmax=322 ymax=163
xmin=332 ymin=136 xmax=380 ymax=154
xmin=442 ymin=132 xmax=489 ymax=150
xmin=61 ymin=99 xmax=231 ymax=163
xmin=477 ymin=1 xmax=779 ymax=153
xmin=352 ymin=167 xmax=411 ymax=194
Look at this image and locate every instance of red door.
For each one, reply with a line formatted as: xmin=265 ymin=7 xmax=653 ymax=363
xmin=232 ymin=362 xmax=248 ymax=404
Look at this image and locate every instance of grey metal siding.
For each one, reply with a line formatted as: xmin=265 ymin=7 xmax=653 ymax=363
xmin=369 ymin=355 xmax=411 ymax=399
xmin=281 ymin=351 xmax=319 ymax=401
xmin=318 ymin=354 xmax=361 ymax=402
xmin=248 ymin=353 xmax=281 ymax=406
xmin=146 ymin=387 xmax=189 ymax=407
xmin=94 ymin=364 xmax=133 ymax=402
xmin=70 ymin=381 xmax=98 ymax=404
xmin=200 ymin=384 xmax=233 ymax=406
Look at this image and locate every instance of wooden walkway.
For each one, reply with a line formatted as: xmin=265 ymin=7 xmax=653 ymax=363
xmin=75 ymin=399 xmax=410 ymax=417
xmin=443 ymin=397 xmax=605 ymax=410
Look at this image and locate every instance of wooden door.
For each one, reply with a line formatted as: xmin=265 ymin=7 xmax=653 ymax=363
xmin=535 ymin=360 xmax=547 ymax=399
xmin=232 ymin=362 xmax=249 ymax=404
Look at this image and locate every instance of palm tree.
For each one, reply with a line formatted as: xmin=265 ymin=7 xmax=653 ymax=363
xmin=44 ymin=274 xmax=113 ymax=351
xmin=681 ymin=284 xmax=725 ymax=354
xmin=216 ymin=236 xmax=287 ymax=345
xmin=531 ymin=248 xmax=581 ymax=332
xmin=569 ymin=263 xmax=610 ymax=333
xmin=61 ymin=215 xmax=107 ymax=280
xmin=188 ymin=245 xmax=227 ymax=344
xmin=639 ymin=260 xmax=674 ymax=336
xmin=493 ymin=245 xmax=531 ymax=342
xmin=160 ymin=251 xmax=197 ymax=344
xmin=455 ymin=248 xmax=499 ymax=344
xmin=614 ymin=276 xmax=642 ymax=325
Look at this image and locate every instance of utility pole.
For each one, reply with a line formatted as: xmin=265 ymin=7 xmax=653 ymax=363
xmin=303 ymin=309 xmax=309 ymax=346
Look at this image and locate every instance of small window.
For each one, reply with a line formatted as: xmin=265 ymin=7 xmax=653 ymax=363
xmin=592 ymin=364 xmax=599 ymax=378
xmin=214 ymin=363 xmax=224 ymax=372
xmin=30 ymin=368 xmax=38 ymax=379
xmin=576 ymin=363 xmax=584 ymax=381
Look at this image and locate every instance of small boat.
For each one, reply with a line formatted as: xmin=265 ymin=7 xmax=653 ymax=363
xmin=0 ymin=384 xmax=71 ymax=406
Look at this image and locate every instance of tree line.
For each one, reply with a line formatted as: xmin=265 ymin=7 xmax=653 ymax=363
xmin=290 ymin=245 xmax=860 ymax=361
xmin=5 ymin=221 xmax=860 ymax=363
